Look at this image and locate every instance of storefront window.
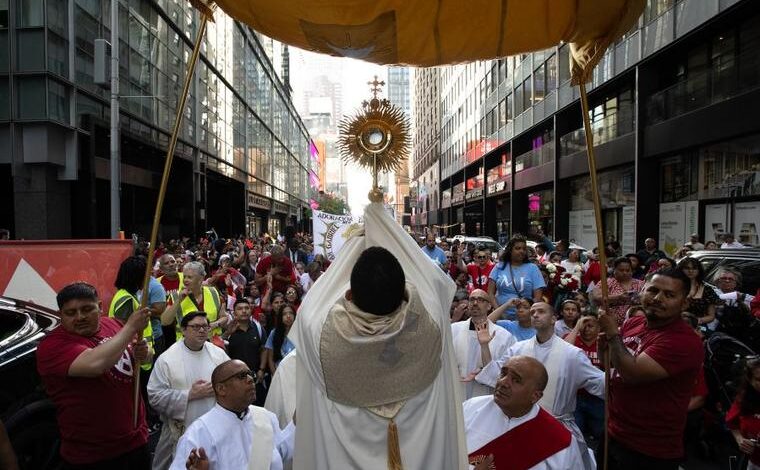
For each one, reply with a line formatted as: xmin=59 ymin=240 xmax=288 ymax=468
xmin=570 ymin=166 xmax=636 ymax=210
xmin=698 ymin=135 xmax=760 ymax=199
xmin=660 ymin=155 xmax=698 ymax=203
xmin=528 ymin=189 xmax=553 ymax=237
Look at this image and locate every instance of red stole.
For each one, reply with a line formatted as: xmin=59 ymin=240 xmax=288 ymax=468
xmin=468 ymin=408 xmax=571 ymax=470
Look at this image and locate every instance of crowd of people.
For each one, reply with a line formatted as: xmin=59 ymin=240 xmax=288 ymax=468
xmin=0 ymin=224 xmax=758 ymax=470
xmin=425 ymin=230 xmax=760 ymax=469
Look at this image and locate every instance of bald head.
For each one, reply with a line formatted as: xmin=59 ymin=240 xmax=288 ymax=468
xmin=211 ymin=360 xmax=243 ymax=388
xmin=494 ymin=355 xmax=548 ymax=417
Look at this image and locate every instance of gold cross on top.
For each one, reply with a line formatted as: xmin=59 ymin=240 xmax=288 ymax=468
xmin=368 ymin=75 xmax=385 ymax=98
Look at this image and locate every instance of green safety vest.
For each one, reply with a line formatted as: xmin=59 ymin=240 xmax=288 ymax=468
xmin=108 ymin=288 xmax=154 ymax=371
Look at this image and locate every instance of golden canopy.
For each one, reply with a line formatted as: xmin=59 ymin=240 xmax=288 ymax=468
xmin=197 ymin=0 xmax=644 ymax=84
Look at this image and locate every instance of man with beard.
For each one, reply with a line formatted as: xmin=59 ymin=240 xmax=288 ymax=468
xmin=170 ymin=360 xmax=293 ymax=470
xmin=37 ymin=282 xmax=152 ymax=468
xmin=598 ymin=268 xmax=703 ymax=470
xmin=464 ymin=356 xmax=582 ymax=469
xmin=452 ymin=289 xmax=515 ymax=400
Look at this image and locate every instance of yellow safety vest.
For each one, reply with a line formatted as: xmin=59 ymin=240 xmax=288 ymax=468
xmin=176 ymin=285 xmax=222 ymax=340
xmin=108 ymin=288 xmax=154 ymax=371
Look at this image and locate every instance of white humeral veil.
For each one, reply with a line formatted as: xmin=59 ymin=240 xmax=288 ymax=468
xmin=290 ymin=202 xmax=468 ymax=470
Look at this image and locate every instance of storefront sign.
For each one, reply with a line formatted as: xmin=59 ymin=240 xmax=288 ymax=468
xmin=441 ymin=189 xmax=452 ymax=209
xmin=274 ymin=202 xmax=289 ymax=214
xmin=487 ymin=178 xmax=511 ymax=196
xmin=704 ymin=204 xmax=729 ymax=244
xmin=659 ymin=202 xmax=688 ymax=256
xmin=735 ymin=201 xmax=760 ymax=246
xmin=466 ymin=187 xmax=484 ymax=200
xmin=452 ymin=183 xmax=466 ymax=205
xmin=248 ymin=193 xmax=271 ymax=210
xmin=568 ymin=210 xmax=598 ymax=252
xmin=621 ymin=206 xmax=635 ymax=255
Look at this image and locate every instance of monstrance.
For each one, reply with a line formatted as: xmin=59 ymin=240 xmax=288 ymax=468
xmin=338 ymin=76 xmax=410 ymax=203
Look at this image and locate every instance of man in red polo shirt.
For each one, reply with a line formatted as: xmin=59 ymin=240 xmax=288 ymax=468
xmin=37 ymin=282 xmax=152 ymax=469
xmin=598 ymin=268 xmax=703 ymax=470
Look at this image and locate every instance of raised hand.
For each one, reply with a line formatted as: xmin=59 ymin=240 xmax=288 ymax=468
xmin=474 ymin=320 xmax=495 ymax=346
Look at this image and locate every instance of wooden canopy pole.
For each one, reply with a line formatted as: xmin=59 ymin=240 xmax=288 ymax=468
xmin=133 ymin=11 xmax=211 ymax=428
xmin=578 ymin=81 xmax=611 ymax=469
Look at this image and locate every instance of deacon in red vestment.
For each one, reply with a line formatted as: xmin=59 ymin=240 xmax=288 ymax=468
xmin=463 ymin=356 xmax=582 ymax=469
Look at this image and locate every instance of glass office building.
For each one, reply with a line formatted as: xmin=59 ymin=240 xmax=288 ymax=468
xmin=412 ymin=0 xmax=760 ymax=254
xmin=0 ymin=0 xmax=314 ymax=239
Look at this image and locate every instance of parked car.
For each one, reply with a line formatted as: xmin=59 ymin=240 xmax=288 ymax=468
xmin=0 ymin=296 xmax=61 ymax=470
xmin=526 ymin=240 xmax=588 ymax=255
xmin=687 ymin=249 xmax=760 ymax=295
xmin=450 ymin=236 xmax=504 ymax=260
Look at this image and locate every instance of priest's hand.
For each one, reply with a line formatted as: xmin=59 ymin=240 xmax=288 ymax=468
xmin=474 ymin=321 xmax=495 ymax=345
xmin=460 ymin=368 xmax=481 ymax=382
xmin=188 ymin=380 xmax=214 ymax=401
xmin=473 ymin=454 xmax=494 ymax=470
xmin=185 ymin=447 xmax=209 ymax=470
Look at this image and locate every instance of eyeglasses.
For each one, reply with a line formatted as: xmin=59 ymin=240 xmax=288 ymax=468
xmin=476 ymin=255 xmax=487 ymax=260
xmin=718 ymin=277 xmax=737 ymax=282
xmin=185 ymin=324 xmax=210 ymax=331
xmin=217 ymin=369 xmax=254 ymax=383
xmin=469 ymin=297 xmax=490 ymax=303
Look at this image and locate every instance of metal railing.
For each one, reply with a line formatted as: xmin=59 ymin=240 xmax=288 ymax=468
xmin=515 ymin=141 xmax=554 ymax=172
xmin=647 ymin=51 xmax=760 ymax=124
xmin=559 ymin=113 xmax=634 ymax=157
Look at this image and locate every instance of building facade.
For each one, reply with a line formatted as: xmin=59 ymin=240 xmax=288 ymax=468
xmin=411 ymin=0 xmax=760 ymax=254
xmin=0 ymin=0 xmax=314 ymax=240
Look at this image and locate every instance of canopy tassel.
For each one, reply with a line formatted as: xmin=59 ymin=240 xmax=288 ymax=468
xmin=387 ymin=418 xmax=403 ymax=470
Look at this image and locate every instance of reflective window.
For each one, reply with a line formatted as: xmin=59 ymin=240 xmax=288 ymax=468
xmin=17 ymin=0 xmax=43 ymax=27
xmin=17 ymin=76 xmax=46 ymax=119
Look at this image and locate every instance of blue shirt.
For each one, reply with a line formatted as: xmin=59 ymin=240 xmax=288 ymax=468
xmin=265 ymin=330 xmax=295 ymax=365
xmin=138 ymin=276 xmax=167 ymax=340
xmin=489 ymin=262 xmax=545 ymax=310
xmin=496 ymin=320 xmax=537 ymax=341
xmin=422 ymin=245 xmax=447 ymax=266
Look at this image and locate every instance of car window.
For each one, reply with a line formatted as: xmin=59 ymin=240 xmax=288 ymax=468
xmin=705 ymin=258 xmax=760 ymax=295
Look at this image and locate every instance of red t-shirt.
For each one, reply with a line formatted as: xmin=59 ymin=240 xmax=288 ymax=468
xmin=573 ymin=336 xmax=601 ymax=369
xmin=160 ymin=276 xmax=181 ymax=294
xmin=608 ymin=315 xmax=703 ymax=459
xmin=255 ymin=256 xmax=296 ymax=293
xmin=36 ymin=317 xmax=147 ymax=464
xmin=467 ymin=262 xmax=495 ymax=291
xmin=726 ymin=398 xmax=760 ymax=465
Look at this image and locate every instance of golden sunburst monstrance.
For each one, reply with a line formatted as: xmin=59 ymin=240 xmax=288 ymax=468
xmin=338 ymin=76 xmax=410 ymax=202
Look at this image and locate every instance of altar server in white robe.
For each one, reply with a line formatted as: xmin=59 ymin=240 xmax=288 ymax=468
xmin=170 ymin=360 xmax=294 ymax=470
xmin=452 ymin=289 xmax=515 ymax=400
xmin=475 ymin=302 xmax=604 ymax=470
xmin=148 ymin=312 xmax=230 ymax=470
xmin=289 ymin=202 xmax=468 ymax=470
xmin=465 ymin=355 xmax=583 ymax=470
xmin=264 ymin=349 xmax=297 ymax=429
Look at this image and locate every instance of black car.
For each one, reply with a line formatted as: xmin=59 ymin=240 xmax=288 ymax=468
xmin=687 ymin=249 xmax=760 ymax=295
xmin=0 ymin=297 xmax=61 ymax=470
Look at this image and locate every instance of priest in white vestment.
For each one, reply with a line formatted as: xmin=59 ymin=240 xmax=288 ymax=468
xmin=289 ymin=202 xmax=468 ymax=470
xmin=170 ymin=360 xmax=294 ymax=470
xmin=475 ymin=302 xmax=604 ymax=470
xmin=452 ymin=289 xmax=515 ymax=400
xmin=148 ymin=312 xmax=230 ymax=470
xmin=264 ymin=349 xmax=297 ymax=429
xmin=464 ymin=356 xmax=583 ymax=469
